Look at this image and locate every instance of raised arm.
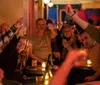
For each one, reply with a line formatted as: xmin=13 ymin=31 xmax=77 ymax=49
xmin=49 ymin=49 xmax=88 ymax=85
xmin=0 ymin=17 xmax=23 ymax=56
xmin=48 ymin=23 xmax=57 ymax=39
xmin=66 ymin=5 xmax=100 ymax=44
xmin=66 ymin=5 xmax=88 ymax=30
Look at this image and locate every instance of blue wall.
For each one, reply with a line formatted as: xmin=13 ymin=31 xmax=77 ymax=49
xmin=48 ymin=8 xmax=57 ymax=24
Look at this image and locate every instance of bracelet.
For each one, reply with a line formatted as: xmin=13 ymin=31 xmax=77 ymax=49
xmin=70 ymin=13 xmax=75 ymax=17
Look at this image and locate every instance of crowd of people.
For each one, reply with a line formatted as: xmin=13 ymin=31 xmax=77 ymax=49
xmin=0 ymin=5 xmax=100 ymax=85
xmin=49 ymin=5 xmax=100 ymax=85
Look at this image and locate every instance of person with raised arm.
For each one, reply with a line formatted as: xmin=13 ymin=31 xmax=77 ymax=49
xmin=0 ymin=17 xmax=25 ymax=83
xmin=49 ymin=6 xmax=100 ymax=85
xmin=29 ymin=18 xmax=57 ymax=62
xmin=66 ymin=5 xmax=100 ymax=44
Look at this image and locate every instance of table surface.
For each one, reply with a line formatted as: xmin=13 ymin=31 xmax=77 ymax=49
xmin=23 ymin=66 xmax=55 ymax=85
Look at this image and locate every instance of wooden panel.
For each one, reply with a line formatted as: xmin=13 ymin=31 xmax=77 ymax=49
xmin=52 ymin=0 xmax=81 ymax=4
xmin=82 ymin=3 xmax=100 ymax=8
xmin=0 ymin=0 xmax=23 ymax=25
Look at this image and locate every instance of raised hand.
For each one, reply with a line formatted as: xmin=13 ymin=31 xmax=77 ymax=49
xmin=66 ymin=49 xmax=88 ymax=67
xmin=66 ymin=5 xmax=74 ymax=16
xmin=14 ymin=17 xmax=24 ymax=29
xmin=47 ymin=23 xmax=55 ymax=30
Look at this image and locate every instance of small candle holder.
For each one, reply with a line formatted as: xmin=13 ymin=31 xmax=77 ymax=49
xmin=42 ymin=62 xmax=46 ymax=68
xmin=32 ymin=59 xmax=37 ymax=67
xmin=87 ymin=59 xmax=92 ymax=67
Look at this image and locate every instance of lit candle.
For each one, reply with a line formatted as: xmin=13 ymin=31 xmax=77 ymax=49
xmin=45 ymin=73 xmax=49 ymax=79
xmin=44 ymin=80 xmax=49 ymax=85
xmin=42 ymin=68 xmax=45 ymax=71
xmin=42 ymin=62 xmax=46 ymax=68
xmin=87 ymin=59 xmax=92 ymax=67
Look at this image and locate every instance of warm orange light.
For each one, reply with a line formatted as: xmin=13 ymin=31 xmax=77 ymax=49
xmin=44 ymin=80 xmax=49 ymax=85
xmin=87 ymin=59 xmax=92 ymax=67
xmin=80 ymin=49 xmax=86 ymax=54
xmin=45 ymin=73 xmax=49 ymax=79
xmin=42 ymin=62 xmax=46 ymax=68
xmin=43 ymin=0 xmax=50 ymax=4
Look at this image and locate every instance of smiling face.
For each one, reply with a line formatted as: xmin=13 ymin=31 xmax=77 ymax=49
xmin=16 ymin=38 xmax=26 ymax=53
xmin=79 ymin=32 xmax=94 ymax=48
xmin=0 ymin=23 xmax=9 ymax=33
xmin=36 ymin=19 xmax=46 ymax=32
xmin=63 ymin=25 xmax=73 ymax=38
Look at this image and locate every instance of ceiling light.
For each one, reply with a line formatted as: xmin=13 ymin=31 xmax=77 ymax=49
xmin=48 ymin=2 xmax=54 ymax=7
xmin=43 ymin=0 xmax=50 ymax=4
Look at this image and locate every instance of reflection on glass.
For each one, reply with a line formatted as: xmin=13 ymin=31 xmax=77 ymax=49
xmin=36 ymin=76 xmax=43 ymax=84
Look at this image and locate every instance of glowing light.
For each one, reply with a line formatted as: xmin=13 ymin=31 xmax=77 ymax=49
xmin=48 ymin=2 xmax=54 ymax=7
xmin=42 ymin=62 xmax=46 ymax=68
xmin=80 ymin=49 xmax=86 ymax=54
xmin=45 ymin=73 xmax=49 ymax=79
xmin=43 ymin=0 xmax=50 ymax=4
xmin=44 ymin=80 xmax=49 ymax=85
xmin=42 ymin=68 xmax=45 ymax=71
xmin=49 ymin=70 xmax=53 ymax=77
xmin=87 ymin=59 xmax=92 ymax=67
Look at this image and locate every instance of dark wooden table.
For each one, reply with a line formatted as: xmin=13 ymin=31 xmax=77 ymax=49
xmin=23 ymin=66 xmax=54 ymax=85
xmin=67 ymin=66 xmax=93 ymax=85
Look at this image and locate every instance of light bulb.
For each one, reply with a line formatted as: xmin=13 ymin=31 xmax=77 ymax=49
xmin=43 ymin=0 xmax=50 ymax=4
xmin=48 ymin=2 xmax=54 ymax=7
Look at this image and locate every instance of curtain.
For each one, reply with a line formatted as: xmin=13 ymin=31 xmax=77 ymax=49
xmin=24 ymin=0 xmax=35 ymax=37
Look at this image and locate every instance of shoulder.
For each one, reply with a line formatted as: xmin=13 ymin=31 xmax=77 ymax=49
xmin=85 ymin=24 xmax=99 ymax=32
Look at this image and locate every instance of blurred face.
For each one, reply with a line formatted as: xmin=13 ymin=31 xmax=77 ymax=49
xmin=63 ymin=26 xmax=73 ymax=38
xmin=79 ymin=32 xmax=94 ymax=48
xmin=0 ymin=23 xmax=9 ymax=33
xmin=36 ymin=20 xmax=46 ymax=32
xmin=16 ymin=38 xmax=26 ymax=53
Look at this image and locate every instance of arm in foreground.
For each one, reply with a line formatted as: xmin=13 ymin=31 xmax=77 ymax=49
xmin=49 ymin=49 xmax=88 ymax=85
